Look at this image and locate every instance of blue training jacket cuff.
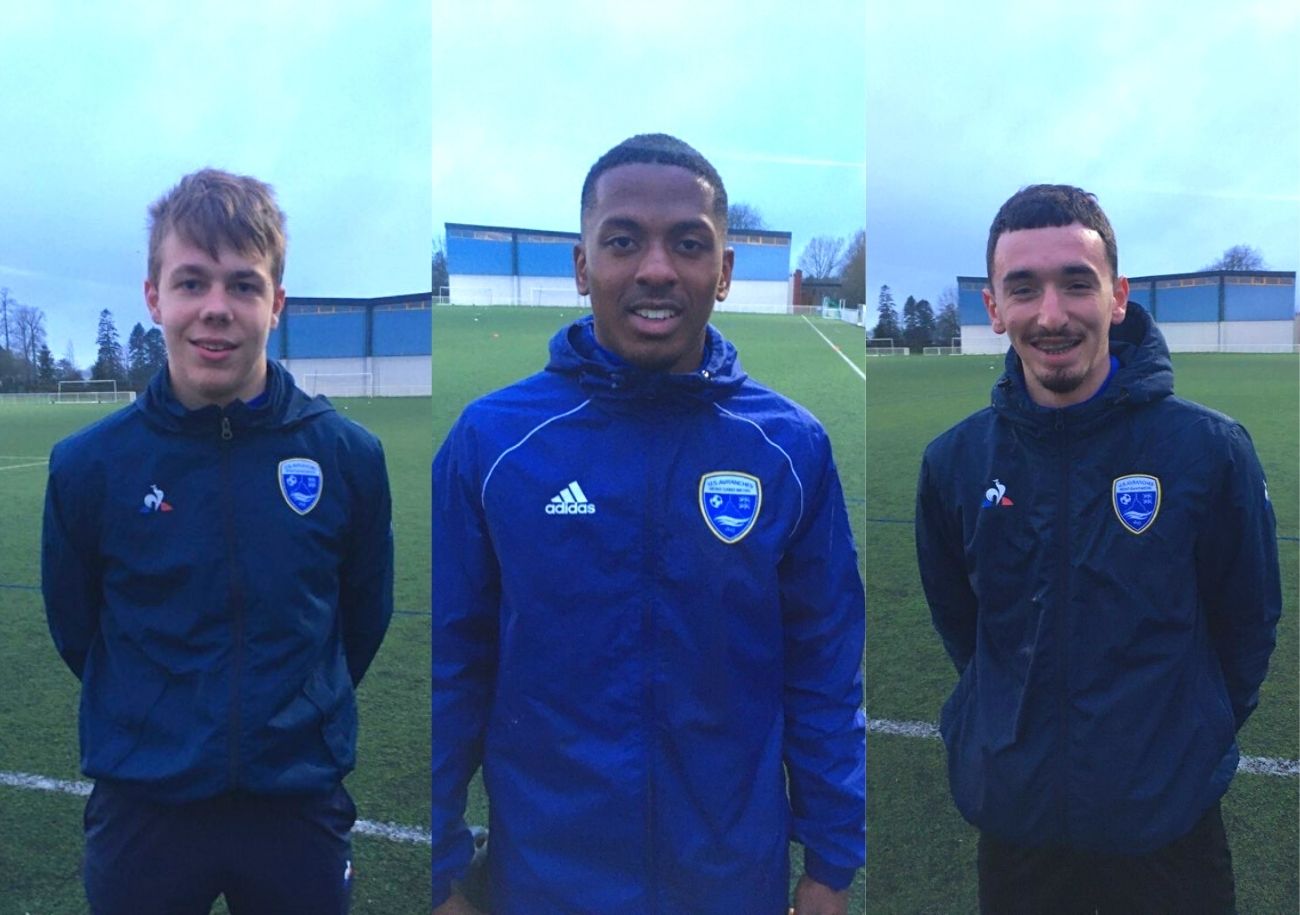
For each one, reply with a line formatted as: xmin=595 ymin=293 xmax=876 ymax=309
xmin=802 ymin=848 xmax=857 ymax=892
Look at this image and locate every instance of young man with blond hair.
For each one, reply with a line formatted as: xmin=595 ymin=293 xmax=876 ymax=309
xmin=43 ymin=168 xmax=393 ymax=914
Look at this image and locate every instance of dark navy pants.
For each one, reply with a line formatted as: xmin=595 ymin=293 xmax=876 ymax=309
xmin=977 ymin=801 xmax=1236 ymax=915
xmin=83 ymin=780 xmax=356 ymax=915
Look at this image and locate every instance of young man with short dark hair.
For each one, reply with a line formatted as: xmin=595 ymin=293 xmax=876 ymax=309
xmin=432 ymin=135 xmax=865 ymax=915
xmin=43 ymin=168 xmax=394 ymax=914
xmin=916 ymin=184 xmax=1280 ymax=913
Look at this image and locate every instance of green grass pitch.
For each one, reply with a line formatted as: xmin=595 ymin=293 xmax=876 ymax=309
xmin=0 ymin=306 xmax=867 ymax=913
xmin=864 ymin=352 xmax=1298 ymax=914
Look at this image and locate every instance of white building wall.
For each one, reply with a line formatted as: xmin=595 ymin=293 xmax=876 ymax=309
xmin=716 ymin=279 xmax=788 ymax=315
xmin=961 ymin=320 xmax=1297 ymax=355
xmin=957 ymin=324 xmax=1005 ymax=355
xmin=280 ymin=356 xmax=432 ymax=396
xmin=1219 ymin=320 xmax=1295 ymax=349
xmin=451 ymin=274 xmax=790 ymax=315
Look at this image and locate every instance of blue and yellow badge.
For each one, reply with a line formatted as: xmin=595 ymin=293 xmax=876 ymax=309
xmin=279 ymin=458 xmax=323 ymax=515
xmin=699 ymin=472 xmax=761 ymax=544
xmin=1112 ymin=474 xmax=1160 ymax=534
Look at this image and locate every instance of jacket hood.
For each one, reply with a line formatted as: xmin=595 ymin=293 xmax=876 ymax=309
xmin=992 ymin=302 xmax=1173 ymax=425
xmin=136 ymin=358 xmax=334 ymax=434
xmin=544 ymin=314 xmax=748 ymax=406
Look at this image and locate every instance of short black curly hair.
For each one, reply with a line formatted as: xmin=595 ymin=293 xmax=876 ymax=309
xmin=580 ymin=134 xmax=728 ymax=232
xmin=986 ymin=184 xmax=1118 ymax=281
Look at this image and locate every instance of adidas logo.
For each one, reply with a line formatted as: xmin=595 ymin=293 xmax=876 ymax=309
xmin=545 ymin=480 xmax=596 ymax=515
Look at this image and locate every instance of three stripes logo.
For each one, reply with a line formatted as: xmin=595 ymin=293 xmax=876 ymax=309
xmin=545 ymin=480 xmax=596 ymax=515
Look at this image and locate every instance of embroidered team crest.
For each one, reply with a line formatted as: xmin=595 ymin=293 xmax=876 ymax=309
xmin=1113 ymin=474 xmax=1160 ymax=534
xmin=699 ymin=472 xmax=761 ymax=544
xmin=279 ymin=458 xmax=323 ymax=515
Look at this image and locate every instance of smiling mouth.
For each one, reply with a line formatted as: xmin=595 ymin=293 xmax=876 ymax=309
xmin=632 ymin=308 xmax=678 ymax=321
xmin=193 ymin=340 xmax=237 ymax=352
xmin=1031 ymin=337 xmax=1081 ymax=355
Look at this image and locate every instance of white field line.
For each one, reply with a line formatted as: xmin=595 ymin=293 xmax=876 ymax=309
xmin=866 ymin=718 xmax=1299 ymax=777
xmin=0 ymin=771 xmax=434 ymax=844
xmin=0 ymin=460 xmax=47 ymax=472
xmin=800 ymin=316 xmax=866 ymax=381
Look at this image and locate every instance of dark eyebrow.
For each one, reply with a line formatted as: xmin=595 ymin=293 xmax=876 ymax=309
xmin=1001 ymin=269 xmax=1037 ymax=286
xmin=228 ymin=269 xmax=265 ymax=283
xmin=1061 ymin=263 xmax=1100 ymax=280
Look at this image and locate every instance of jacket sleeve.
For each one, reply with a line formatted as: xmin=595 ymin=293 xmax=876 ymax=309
xmin=780 ymin=432 xmax=865 ymax=891
xmin=1197 ymin=423 xmax=1281 ymax=731
xmin=339 ymin=435 xmax=394 ymax=687
xmin=42 ymin=443 xmax=103 ymax=680
xmin=915 ymin=446 xmax=979 ymax=672
xmin=430 ymin=417 xmax=500 ymax=908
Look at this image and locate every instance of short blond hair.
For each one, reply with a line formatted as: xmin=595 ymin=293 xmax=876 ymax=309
xmin=148 ymin=168 xmax=287 ymax=285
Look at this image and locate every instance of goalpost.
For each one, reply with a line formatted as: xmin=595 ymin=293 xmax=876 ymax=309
xmin=865 ymin=337 xmax=904 ymax=357
xmin=304 ymin=372 xmax=374 ymax=398
xmin=55 ymin=379 xmax=136 ymax=404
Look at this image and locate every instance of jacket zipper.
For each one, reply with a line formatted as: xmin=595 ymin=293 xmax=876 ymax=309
xmin=1053 ymin=410 xmax=1072 ymax=842
xmin=220 ymin=413 xmax=244 ymax=789
xmin=643 ymin=439 xmax=659 ymax=915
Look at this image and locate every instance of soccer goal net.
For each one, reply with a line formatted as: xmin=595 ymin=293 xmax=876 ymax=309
xmin=865 ymin=338 xmax=905 ymax=357
xmin=55 ymin=380 xmax=136 ymax=404
xmin=304 ymin=372 xmax=374 ymax=398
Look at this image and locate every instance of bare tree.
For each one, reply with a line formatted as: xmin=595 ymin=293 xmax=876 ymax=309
xmin=839 ymin=230 xmax=866 ymax=306
xmin=432 ymin=235 xmax=449 ymax=294
xmin=935 ymin=285 xmax=961 ymax=346
xmin=0 ymin=287 xmax=13 ymax=351
xmin=13 ymin=304 xmax=47 ymax=380
xmin=727 ymin=203 xmax=767 ymax=231
xmin=798 ymin=235 xmax=846 ymax=279
xmin=1203 ymin=245 xmax=1265 ymax=271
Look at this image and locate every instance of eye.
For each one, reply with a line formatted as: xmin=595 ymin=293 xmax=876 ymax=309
xmin=603 ymin=236 xmax=635 ymax=251
xmin=678 ymin=238 xmax=707 ymax=253
xmin=177 ymin=278 xmax=203 ymax=292
xmin=235 ymin=281 xmax=259 ymax=295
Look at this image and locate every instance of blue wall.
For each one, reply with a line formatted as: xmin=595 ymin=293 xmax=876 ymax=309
xmin=517 ymin=240 xmax=574 ymax=277
xmin=374 ymin=308 xmax=432 ymax=356
xmin=448 ymin=235 xmax=513 ymax=275
xmin=958 ymin=281 xmax=987 ymax=325
xmin=449 ymin=223 xmax=791 ymax=282
xmin=1151 ymin=283 xmax=1219 ymax=322
xmin=732 ymin=242 xmax=790 ymax=281
xmin=289 ymin=312 xmax=367 ymax=358
xmin=1224 ymin=280 xmax=1294 ymax=321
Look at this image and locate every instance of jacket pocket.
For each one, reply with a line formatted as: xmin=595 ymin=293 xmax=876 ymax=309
xmin=81 ymin=667 xmax=169 ymax=774
xmin=303 ymin=665 xmax=357 ymax=771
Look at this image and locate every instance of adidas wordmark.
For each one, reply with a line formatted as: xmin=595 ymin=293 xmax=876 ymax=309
xmin=546 ymin=481 xmax=596 ymax=515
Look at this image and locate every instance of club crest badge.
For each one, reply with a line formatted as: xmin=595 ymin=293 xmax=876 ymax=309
xmin=699 ymin=472 xmax=762 ymax=544
xmin=279 ymin=458 xmax=323 ymax=515
xmin=1112 ymin=474 xmax=1160 ymax=534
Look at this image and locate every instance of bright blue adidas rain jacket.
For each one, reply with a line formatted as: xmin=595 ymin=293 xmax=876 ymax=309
xmin=42 ymin=360 xmax=393 ymax=802
xmin=431 ymin=317 xmax=865 ymax=913
xmin=915 ymin=304 xmax=1280 ymax=854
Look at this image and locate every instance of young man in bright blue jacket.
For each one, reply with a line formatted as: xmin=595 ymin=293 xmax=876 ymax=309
xmin=916 ymin=184 xmax=1280 ymax=913
xmin=42 ymin=169 xmax=393 ymax=914
xmin=431 ymin=135 xmax=865 ymax=915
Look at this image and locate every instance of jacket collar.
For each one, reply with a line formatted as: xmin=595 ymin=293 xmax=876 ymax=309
xmin=544 ymin=315 xmax=748 ymax=408
xmin=136 ymin=359 xmax=332 ymax=434
xmin=992 ymin=302 xmax=1174 ymax=430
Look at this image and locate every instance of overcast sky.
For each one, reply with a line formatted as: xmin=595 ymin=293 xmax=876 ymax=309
xmin=432 ymin=0 xmax=867 ymax=268
xmin=0 ymin=1 xmax=431 ymax=368
xmin=4 ymin=2 xmax=1295 ymax=368
xmin=867 ymin=0 xmax=1300 ymax=312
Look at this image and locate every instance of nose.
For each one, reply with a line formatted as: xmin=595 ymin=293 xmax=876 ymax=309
xmin=634 ymin=240 xmax=677 ymax=289
xmin=1037 ymin=284 xmax=1068 ymax=331
xmin=199 ymin=288 xmax=233 ymax=324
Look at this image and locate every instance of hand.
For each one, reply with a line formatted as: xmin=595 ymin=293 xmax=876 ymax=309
xmin=791 ymin=874 xmax=849 ymax=915
xmin=432 ymin=890 xmax=484 ymax=915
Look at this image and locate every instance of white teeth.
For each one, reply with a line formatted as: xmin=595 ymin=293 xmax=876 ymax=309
xmin=197 ymin=342 xmax=233 ymax=351
xmin=634 ymin=309 xmax=674 ymax=321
